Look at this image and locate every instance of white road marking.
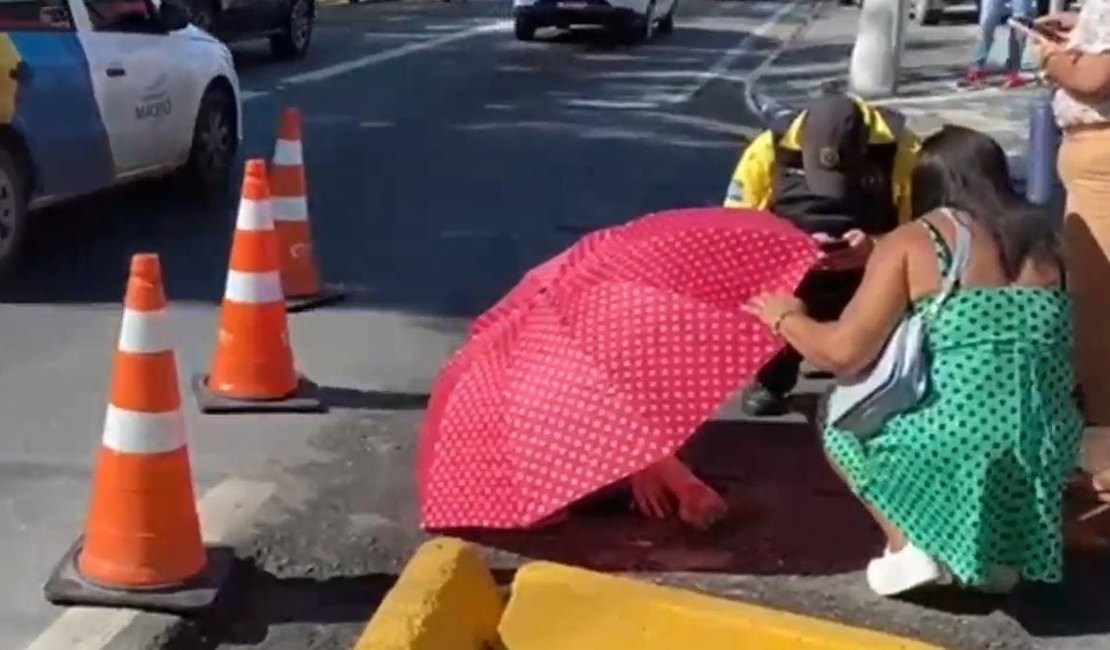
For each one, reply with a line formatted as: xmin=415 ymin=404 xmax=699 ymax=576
xmin=754 ymin=60 xmax=848 ymax=79
xmin=636 ymin=111 xmax=759 ymax=138
xmin=241 ymin=89 xmax=267 ymax=103
xmin=362 ymin=31 xmax=440 ymax=40
xmin=196 ymin=477 xmax=277 ymax=543
xmin=871 ymin=87 xmax=1003 ymax=107
xmin=741 ymin=0 xmax=822 ymax=118
xmin=564 ymin=98 xmax=658 ymax=109
xmin=280 ymin=20 xmax=512 ymax=85
xmin=23 ymin=610 xmax=138 ymax=650
xmin=664 ymin=0 xmax=805 ymax=105
xmin=24 ymin=478 xmax=277 ymax=650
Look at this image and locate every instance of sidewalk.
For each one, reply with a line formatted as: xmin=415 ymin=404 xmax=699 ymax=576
xmin=754 ymin=2 xmax=1043 ymax=179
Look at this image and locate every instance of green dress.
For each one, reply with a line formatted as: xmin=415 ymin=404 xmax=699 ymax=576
xmin=824 ymin=220 xmax=1083 ymax=586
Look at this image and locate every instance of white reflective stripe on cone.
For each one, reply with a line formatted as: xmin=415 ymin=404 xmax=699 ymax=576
xmin=102 ymin=404 xmax=186 ymax=454
xmin=271 ymin=196 xmax=309 ymax=223
xmin=273 ymin=139 xmax=303 ymax=166
xmin=224 ymin=269 xmax=284 ymax=304
xmin=236 ymin=198 xmax=275 ymax=232
xmin=117 ymin=308 xmax=173 ymax=354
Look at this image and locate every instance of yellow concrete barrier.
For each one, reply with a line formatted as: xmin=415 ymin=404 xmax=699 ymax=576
xmin=499 ymin=562 xmax=945 ymax=650
xmin=352 ymin=537 xmax=504 ymax=650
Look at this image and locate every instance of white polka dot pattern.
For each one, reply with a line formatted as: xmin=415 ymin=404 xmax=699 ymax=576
xmin=419 ymin=207 xmax=820 ymax=530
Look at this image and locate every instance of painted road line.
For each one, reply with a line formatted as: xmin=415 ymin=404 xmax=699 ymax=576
xmin=362 ymin=31 xmax=442 ymax=40
xmin=635 ymin=111 xmax=759 ymax=138
xmin=664 ymin=0 xmax=805 ymax=105
xmin=741 ymin=0 xmax=822 ymax=119
xmin=755 ymin=60 xmax=849 ymax=80
xmin=280 ymin=20 xmax=513 ymax=85
xmin=872 ymin=87 xmax=1004 ymax=107
xmin=24 ymin=478 xmax=277 ymax=650
xmin=241 ymin=89 xmax=268 ymax=103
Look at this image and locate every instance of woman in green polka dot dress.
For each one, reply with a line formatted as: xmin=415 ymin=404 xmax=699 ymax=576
xmin=744 ymin=125 xmax=1083 ymax=597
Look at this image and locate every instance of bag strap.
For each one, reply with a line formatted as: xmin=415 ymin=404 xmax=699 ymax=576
xmin=924 ymin=208 xmax=971 ymax=318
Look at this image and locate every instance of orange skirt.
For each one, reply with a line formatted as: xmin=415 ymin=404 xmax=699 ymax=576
xmin=1060 ymin=127 xmax=1110 ymax=429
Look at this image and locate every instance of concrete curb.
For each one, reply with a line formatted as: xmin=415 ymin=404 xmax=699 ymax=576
xmin=500 ymin=562 xmax=946 ymax=650
xmin=352 ymin=538 xmax=505 ymax=650
xmin=355 ymin=538 xmax=944 ymax=650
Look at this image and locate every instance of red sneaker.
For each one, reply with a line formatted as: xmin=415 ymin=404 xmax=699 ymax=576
xmin=1003 ymin=73 xmax=1030 ymax=89
xmin=956 ymin=68 xmax=987 ymax=89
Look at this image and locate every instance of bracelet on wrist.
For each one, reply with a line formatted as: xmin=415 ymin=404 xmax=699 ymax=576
xmin=772 ymin=310 xmax=796 ymax=336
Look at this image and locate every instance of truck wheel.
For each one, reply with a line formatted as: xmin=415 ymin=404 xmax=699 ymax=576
xmin=182 ymin=84 xmax=237 ymax=205
xmin=0 ymin=144 xmax=29 ymax=282
xmin=271 ymin=0 xmax=313 ymax=60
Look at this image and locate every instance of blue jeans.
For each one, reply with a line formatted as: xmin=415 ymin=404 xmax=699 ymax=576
xmin=972 ymin=0 xmax=1032 ymax=73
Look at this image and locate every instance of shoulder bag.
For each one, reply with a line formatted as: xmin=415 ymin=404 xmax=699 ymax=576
xmin=824 ymin=208 xmax=971 ymax=437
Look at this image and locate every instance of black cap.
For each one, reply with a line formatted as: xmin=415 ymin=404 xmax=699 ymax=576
xmin=799 ymin=94 xmax=868 ymax=198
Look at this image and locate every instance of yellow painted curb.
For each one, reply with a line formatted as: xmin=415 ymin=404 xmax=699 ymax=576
xmin=353 ymin=537 xmax=504 ymax=650
xmin=499 ymin=562 xmax=946 ymax=650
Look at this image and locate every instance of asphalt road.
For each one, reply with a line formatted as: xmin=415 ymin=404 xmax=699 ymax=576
xmin=6 ymin=1 xmax=1110 ymax=649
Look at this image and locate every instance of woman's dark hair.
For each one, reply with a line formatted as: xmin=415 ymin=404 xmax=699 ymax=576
xmin=911 ymin=124 xmax=1060 ymax=280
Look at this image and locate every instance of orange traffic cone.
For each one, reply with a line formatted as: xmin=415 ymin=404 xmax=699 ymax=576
xmin=44 ymin=254 xmax=231 ymax=612
xmin=271 ymin=107 xmax=345 ymax=312
xmin=192 ymin=159 xmax=323 ymax=413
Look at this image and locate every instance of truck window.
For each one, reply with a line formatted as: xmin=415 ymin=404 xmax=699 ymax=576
xmin=0 ymin=0 xmax=74 ymax=31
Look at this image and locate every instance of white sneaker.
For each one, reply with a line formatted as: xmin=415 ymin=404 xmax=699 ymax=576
xmin=974 ymin=565 xmax=1020 ymax=595
xmin=866 ymin=543 xmax=951 ymax=596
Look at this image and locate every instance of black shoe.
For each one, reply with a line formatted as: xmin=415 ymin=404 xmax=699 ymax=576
xmin=740 ymin=384 xmax=790 ymax=417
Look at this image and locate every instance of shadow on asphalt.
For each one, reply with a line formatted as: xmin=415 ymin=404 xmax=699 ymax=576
xmin=164 ymin=560 xmax=397 ymax=649
xmin=315 ymin=384 xmax=430 ymax=410
xmin=0 ymin=175 xmax=238 ymax=305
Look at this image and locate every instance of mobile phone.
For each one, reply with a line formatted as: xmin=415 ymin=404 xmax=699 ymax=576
xmin=820 ymin=238 xmax=850 ymax=252
xmin=1008 ymin=16 xmax=1066 ymax=43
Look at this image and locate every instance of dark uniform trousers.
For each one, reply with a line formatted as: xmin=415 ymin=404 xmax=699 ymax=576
xmin=752 ymin=105 xmax=907 ymax=397
xmin=755 ymin=267 xmax=864 ymax=396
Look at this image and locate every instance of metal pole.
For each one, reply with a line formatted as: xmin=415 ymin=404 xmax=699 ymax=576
xmin=1025 ymin=89 xmax=1065 ymax=216
xmin=848 ymin=0 xmax=908 ymax=98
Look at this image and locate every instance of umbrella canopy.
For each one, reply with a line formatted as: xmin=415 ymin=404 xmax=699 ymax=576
xmin=419 ymin=207 xmax=820 ymax=529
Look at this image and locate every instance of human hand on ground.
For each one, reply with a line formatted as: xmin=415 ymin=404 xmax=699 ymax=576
xmin=653 ymin=456 xmax=728 ymax=530
xmin=630 ymin=466 xmax=673 ymax=519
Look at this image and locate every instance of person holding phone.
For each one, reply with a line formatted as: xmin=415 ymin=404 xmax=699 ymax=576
xmin=723 ymin=93 xmax=921 ymax=416
xmin=957 ymin=0 xmax=1034 ymax=90
xmin=1030 ymin=0 xmax=1110 ymax=503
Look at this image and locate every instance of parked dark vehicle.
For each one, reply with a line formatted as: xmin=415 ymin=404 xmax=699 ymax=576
xmin=166 ymin=0 xmax=314 ymax=59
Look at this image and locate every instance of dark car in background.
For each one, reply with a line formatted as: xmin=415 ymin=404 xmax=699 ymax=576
xmin=167 ymin=0 xmax=315 ymax=59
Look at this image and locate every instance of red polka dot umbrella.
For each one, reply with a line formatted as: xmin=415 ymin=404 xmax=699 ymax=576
xmin=418 ymin=207 xmax=821 ymax=530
